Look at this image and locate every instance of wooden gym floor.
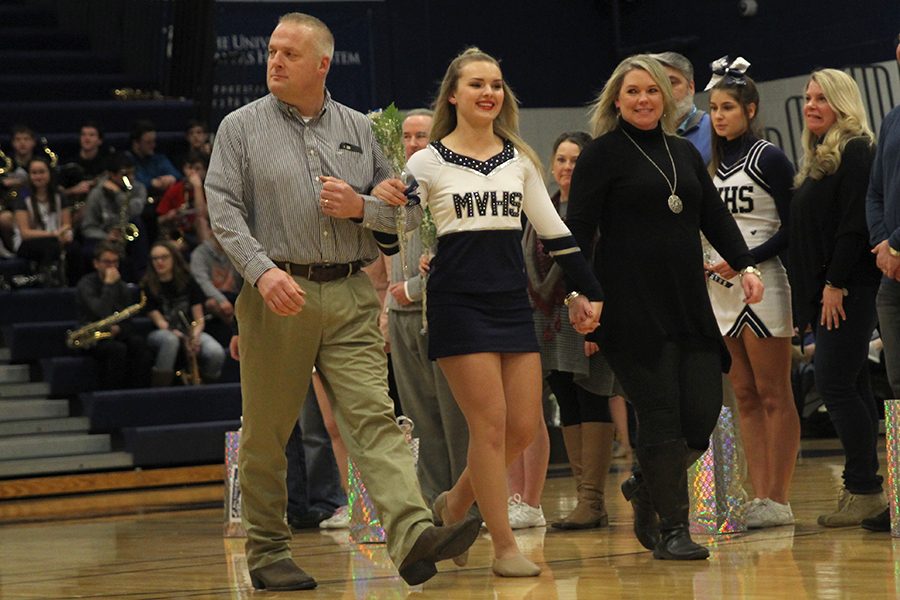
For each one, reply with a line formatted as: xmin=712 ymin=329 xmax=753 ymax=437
xmin=0 ymin=439 xmax=897 ymax=599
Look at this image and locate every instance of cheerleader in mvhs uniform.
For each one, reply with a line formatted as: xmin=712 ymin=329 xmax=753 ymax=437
xmin=400 ymin=48 xmax=603 ymax=577
xmin=703 ymin=58 xmax=800 ymax=528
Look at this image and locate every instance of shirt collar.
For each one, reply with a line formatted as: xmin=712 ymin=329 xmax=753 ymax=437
xmin=275 ymin=88 xmax=331 ymax=123
xmin=676 ymin=104 xmax=698 ymax=134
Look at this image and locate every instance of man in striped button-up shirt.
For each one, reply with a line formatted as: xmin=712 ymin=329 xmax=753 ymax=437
xmin=206 ymin=12 xmax=479 ymax=592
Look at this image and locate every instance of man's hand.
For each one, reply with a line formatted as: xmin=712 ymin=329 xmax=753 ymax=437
xmin=372 ymin=178 xmax=409 ymax=206
xmin=218 ymin=299 xmax=235 ymax=318
xmin=584 ymin=340 xmax=599 ymax=357
xmin=872 ymin=240 xmax=900 ymax=280
xmin=102 ymin=265 xmax=121 ymax=285
xmin=388 ymin=281 xmax=413 ymax=306
xmin=319 ymin=175 xmax=364 ymax=219
xmin=151 ymin=175 xmax=177 ymax=191
xmin=187 ymin=172 xmax=203 ymax=190
xmin=69 ymin=180 xmax=92 ymax=195
xmin=103 ymin=179 xmax=122 ymax=193
xmin=257 ymin=268 xmax=306 ymax=316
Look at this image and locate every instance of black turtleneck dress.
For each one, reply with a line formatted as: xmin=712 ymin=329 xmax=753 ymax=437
xmin=567 ymin=121 xmax=755 ymax=371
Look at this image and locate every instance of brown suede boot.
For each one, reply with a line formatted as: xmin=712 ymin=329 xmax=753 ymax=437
xmin=551 ymin=425 xmax=581 ymax=529
xmin=553 ymin=422 xmax=614 ymax=530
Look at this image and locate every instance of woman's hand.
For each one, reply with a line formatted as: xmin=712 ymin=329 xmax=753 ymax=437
xmin=584 ymin=341 xmax=599 ymax=357
xmin=418 ymin=253 xmax=432 ymax=277
xmin=741 ymin=273 xmax=764 ymax=304
xmin=56 ymin=226 xmax=73 ymax=243
xmin=568 ymin=295 xmax=602 ymax=334
xmin=708 ymin=260 xmax=738 ymax=280
xmin=820 ymin=285 xmax=846 ymax=330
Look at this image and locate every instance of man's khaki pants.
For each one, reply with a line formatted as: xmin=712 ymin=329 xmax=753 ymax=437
xmin=236 ymin=271 xmax=431 ymax=570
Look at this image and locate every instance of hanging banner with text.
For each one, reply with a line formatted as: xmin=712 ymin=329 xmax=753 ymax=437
xmin=212 ymin=2 xmax=376 ymax=128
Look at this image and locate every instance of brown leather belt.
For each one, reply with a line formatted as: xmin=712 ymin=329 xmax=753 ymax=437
xmin=275 ymin=261 xmax=364 ymax=282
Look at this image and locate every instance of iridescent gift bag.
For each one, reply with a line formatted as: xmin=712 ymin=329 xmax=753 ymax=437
xmin=688 ymin=405 xmax=747 ymax=534
xmin=348 ymin=417 xmax=420 ymax=544
xmin=885 ymin=399 xmax=900 ymax=537
xmin=224 ymin=429 xmax=246 ymax=537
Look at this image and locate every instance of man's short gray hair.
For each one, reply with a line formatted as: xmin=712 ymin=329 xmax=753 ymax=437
xmin=650 ymin=51 xmax=694 ymax=82
xmin=404 ymin=108 xmax=434 ymax=120
xmin=279 ymin=12 xmax=334 ymax=60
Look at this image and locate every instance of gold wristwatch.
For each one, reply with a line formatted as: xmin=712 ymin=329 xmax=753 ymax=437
xmin=739 ymin=266 xmax=763 ymax=281
xmin=564 ymin=291 xmax=581 ymax=306
xmin=889 ymin=245 xmax=900 ymax=257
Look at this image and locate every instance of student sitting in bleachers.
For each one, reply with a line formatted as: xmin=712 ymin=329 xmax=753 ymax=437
xmin=12 ymin=157 xmax=80 ymax=286
xmin=142 ymin=239 xmax=225 ymax=386
xmin=190 ymin=232 xmax=241 ymax=345
xmin=0 ymin=124 xmax=38 ymax=257
xmin=156 ymin=151 xmax=211 ymax=253
xmin=80 ymin=152 xmax=149 ymax=282
xmin=74 ymin=241 xmax=152 ymax=389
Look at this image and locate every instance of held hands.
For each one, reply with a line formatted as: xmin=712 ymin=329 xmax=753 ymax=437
xmin=820 ymin=285 xmax=846 ymax=331
xmin=257 ymin=268 xmax=306 ymax=316
xmin=741 ymin=273 xmax=764 ymax=304
xmin=372 ymin=178 xmax=409 ymax=206
xmin=318 ymin=175 xmax=364 ymax=218
xmin=872 ymin=240 xmax=900 ymax=280
xmin=568 ymin=295 xmax=603 ymax=334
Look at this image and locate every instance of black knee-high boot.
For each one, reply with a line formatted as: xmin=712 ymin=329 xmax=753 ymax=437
xmin=620 ymin=463 xmax=659 ymax=550
xmin=636 ymin=439 xmax=709 ymax=560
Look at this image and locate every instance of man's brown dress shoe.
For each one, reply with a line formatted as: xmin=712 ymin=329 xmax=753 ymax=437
xmin=398 ymin=517 xmax=481 ymax=585
xmin=249 ymin=558 xmax=317 ymax=591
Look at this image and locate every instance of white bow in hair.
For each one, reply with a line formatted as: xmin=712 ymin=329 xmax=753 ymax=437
xmin=704 ymin=56 xmax=751 ymax=91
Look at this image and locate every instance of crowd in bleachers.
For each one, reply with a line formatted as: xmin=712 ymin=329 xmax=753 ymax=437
xmin=0 ymin=118 xmax=243 ymax=390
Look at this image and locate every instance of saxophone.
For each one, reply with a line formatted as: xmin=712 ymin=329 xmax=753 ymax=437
xmin=176 ymin=310 xmax=202 ymax=385
xmin=118 ymin=175 xmax=140 ymax=242
xmin=66 ymin=293 xmax=147 ymax=349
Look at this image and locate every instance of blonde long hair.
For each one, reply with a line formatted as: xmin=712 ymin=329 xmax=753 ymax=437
xmin=794 ymin=68 xmax=874 ymax=186
xmin=430 ymin=47 xmax=543 ymax=174
xmin=589 ymin=54 xmax=677 ymax=138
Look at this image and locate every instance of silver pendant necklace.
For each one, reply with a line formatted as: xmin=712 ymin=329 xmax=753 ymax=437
xmin=621 ymin=128 xmax=682 ymax=214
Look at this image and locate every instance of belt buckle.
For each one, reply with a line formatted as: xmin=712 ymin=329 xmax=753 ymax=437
xmin=310 ymin=263 xmax=328 ymax=280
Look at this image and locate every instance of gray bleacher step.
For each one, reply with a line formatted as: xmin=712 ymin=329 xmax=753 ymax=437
xmin=0 ymin=452 xmax=133 ymax=478
xmin=0 ymin=381 xmax=49 ymax=398
xmin=0 ymin=364 xmax=29 ymax=384
xmin=0 ymin=433 xmax=111 ymax=461
xmin=0 ymin=416 xmax=89 ymax=437
xmin=0 ymin=348 xmax=10 ymax=362
xmin=0 ymin=399 xmax=69 ymax=421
